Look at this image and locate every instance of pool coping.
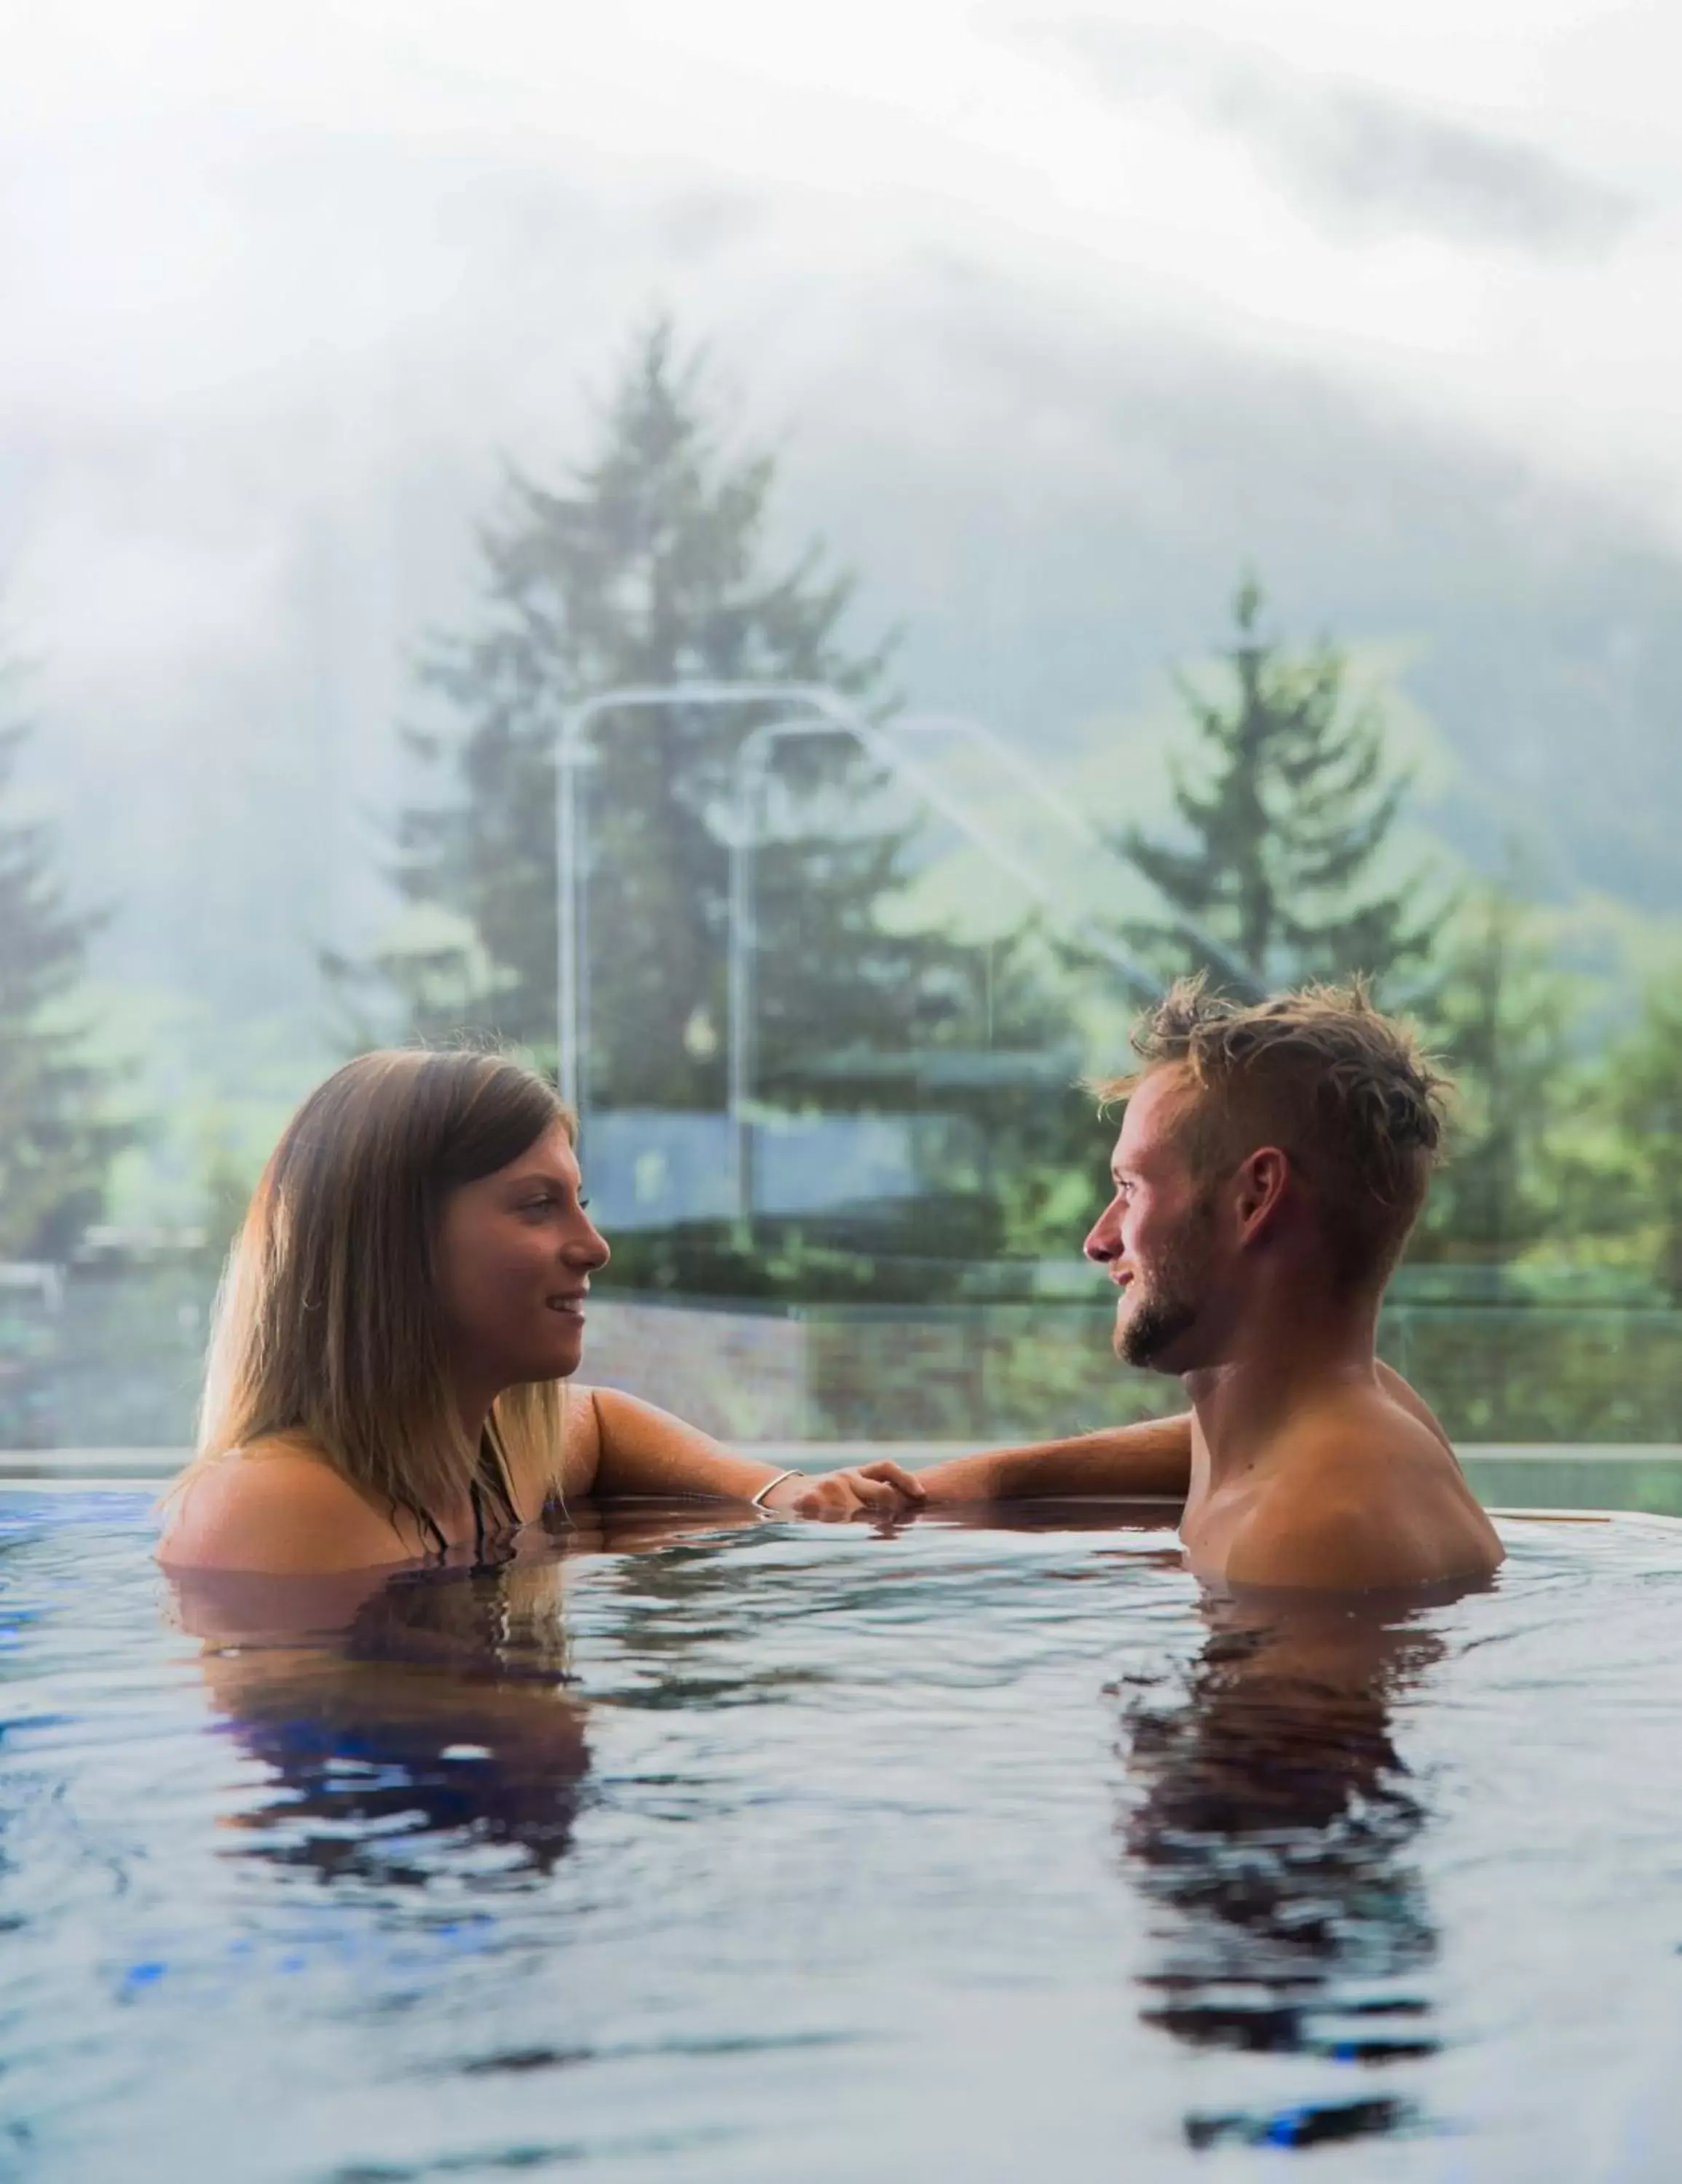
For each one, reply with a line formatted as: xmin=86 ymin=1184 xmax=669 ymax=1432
xmin=4 ymin=1439 xmax=1682 ymax=1484
xmin=8 ymin=1446 xmax=1682 ymax=1532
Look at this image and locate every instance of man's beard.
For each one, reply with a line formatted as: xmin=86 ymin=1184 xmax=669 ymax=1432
xmin=1115 ymin=1200 xmax=1216 ymax=1372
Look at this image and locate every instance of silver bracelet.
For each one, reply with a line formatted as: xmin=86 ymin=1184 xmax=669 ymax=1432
xmin=749 ymin=1468 xmax=798 ymax=1509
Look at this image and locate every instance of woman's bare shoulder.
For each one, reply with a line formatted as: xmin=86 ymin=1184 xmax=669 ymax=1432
xmin=558 ymin=1382 xmax=605 ymax=1495
xmin=157 ymin=1439 xmax=411 ymax=1575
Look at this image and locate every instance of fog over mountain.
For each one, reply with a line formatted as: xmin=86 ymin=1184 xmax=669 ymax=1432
xmin=1045 ymin=19 xmax=1639 ymax=258
xmin=4 ymin=0 xmax=1679 ymax=1099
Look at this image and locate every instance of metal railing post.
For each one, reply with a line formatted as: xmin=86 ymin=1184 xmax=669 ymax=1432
xmin=552 ymin=683 xmax=1162 ymax=1187
xmin=555 ymin=705 xmax=583 ymax=1112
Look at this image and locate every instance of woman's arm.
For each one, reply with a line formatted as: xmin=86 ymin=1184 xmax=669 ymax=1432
xmin=915 ymin=1414 xmax=1193 ymax=1503
xmin=566 ymin=1387 xmax=923 ymax=1516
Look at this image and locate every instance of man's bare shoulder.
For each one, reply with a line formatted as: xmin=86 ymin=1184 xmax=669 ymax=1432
xmin=157 ymin=1441 xmax=411 ymax=1575
xmin=1224 ymin=1406 xmax=1504 ymax=1592
xmin=1223 ymin=1495 xmax=1491 ymax=1591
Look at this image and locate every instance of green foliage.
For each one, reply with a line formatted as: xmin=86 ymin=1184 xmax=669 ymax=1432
xmin=1407 ymin=900 xmax=1682 ymax=1305
xmin=1413 ymin=884 xmax=1579 ymax=1261
xmin=1114 ymin=577 xmax=1442 ymax=1000
xmin=1379 ymin=1303 xmax=1682 ymax=1442
xmin=1579 ymin=978 xmax=1682 ymax=1302
xmin=0 ymin=655 xmax=130 ymax=1259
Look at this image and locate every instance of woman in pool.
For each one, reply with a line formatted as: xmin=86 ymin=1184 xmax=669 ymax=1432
xmin=158 ymin=1048 xmax=923 ymax=1573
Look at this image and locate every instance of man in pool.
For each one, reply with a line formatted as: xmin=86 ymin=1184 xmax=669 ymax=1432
xmin=917 ymin=978 xmax=1504 ymax=1591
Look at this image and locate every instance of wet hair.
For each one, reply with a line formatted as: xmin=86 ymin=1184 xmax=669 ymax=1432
xmin=183 ymin=1049 xmax=576 ymax=1551
xmin=1095 ymin=976 xmax=1450 ymax=1292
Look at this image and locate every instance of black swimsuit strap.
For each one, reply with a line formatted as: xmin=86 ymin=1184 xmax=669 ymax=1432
xmin=412 ymin=1437 xmax=516 ymax=1566
xmin=468 ymin=1431 xmax=521 ymax=1563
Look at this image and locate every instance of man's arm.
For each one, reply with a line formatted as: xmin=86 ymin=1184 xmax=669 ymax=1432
xmin=916 ymin=1414 xmax=1193 ymax=1503
xmin=913 ymin=1367 xmax=1443 ymax=1507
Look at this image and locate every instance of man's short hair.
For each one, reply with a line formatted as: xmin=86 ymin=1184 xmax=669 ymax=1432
xmin=1095 ymin=976 xmax=1451 ymax=1290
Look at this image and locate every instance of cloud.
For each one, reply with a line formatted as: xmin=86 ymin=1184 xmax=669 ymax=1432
xmin=1045 ymin=19 xmax=1638 ymax=258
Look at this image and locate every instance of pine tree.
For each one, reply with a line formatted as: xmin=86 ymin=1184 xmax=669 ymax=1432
xmin=1116 ymin=578 xmax=1441 ymax=1001
xmin=348 ymin=319 xmax=1027 ymax=1109
xmin=1413 ymin=885 xmax=1575 ymax=1261
xmin=0 ymin=646 xmax=128 ymax=1259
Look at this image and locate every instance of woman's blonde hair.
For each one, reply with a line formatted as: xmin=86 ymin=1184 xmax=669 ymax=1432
xmin=186 ymin=1048 xmax=577 ymax=1548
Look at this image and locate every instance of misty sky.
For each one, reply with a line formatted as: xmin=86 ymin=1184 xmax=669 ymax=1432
xmin=4 ymin=0 xmax=1680 ymax=1074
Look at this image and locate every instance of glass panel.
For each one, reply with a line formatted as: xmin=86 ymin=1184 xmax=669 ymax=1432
xmin=2 ymin=9 xmax=1676 ymax=1465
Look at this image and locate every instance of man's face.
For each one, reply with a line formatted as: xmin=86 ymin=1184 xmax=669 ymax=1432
xmin=1083 ymin=1069 xmax=1225 ymax=1373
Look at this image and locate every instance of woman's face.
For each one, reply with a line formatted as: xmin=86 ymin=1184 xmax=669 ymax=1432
xmin=435 ymin=1121 xmax=610 ymax=1401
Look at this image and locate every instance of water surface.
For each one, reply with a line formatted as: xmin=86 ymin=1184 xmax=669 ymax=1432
xmin=2 ymin=1492 xmax=1680 ymax=2181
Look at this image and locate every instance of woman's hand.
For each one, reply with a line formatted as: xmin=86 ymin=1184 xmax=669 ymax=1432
xmin=759 ymin=1461 xmax=926 ymax=1521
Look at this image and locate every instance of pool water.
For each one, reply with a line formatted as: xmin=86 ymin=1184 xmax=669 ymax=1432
xmin=3 ymin=1491 xmax=1682 ymax=2181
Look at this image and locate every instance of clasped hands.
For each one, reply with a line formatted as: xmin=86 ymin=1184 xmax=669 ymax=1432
xmin=756 ymin=1462 xmax=927 ymax=1521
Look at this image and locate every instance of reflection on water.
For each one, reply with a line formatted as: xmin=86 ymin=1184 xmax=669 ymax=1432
xmin=17 ymin=1499 xmax=1682 ymax=2179
xmin=1116 ymin=1583 xmax=1466 ymax=2153
xmin=167 ymin=1501 xmax=761 ymax=1890
xmin=194 ymin=1564 xmax=588 ymax=1887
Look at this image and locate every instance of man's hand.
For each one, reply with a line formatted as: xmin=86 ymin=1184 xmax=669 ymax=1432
xmin=759 ymin=1461 xmax=927 ymax=1521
